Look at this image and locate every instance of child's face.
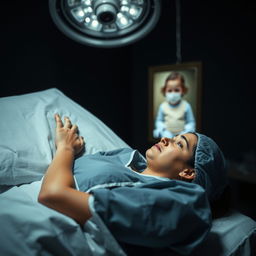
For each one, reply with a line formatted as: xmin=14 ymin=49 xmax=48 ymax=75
xmin=165 ymin=79 xmax=183 ymax=95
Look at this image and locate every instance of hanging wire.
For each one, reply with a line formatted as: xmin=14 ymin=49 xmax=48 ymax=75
xmin=176 ymin=0 xmax=182 ymax=63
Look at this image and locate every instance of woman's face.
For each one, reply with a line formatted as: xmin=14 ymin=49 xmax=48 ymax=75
xmin=165 ymin=79 xmax=183 ymax=95
xmin=146 ymin=133 xmax=198 ymax=178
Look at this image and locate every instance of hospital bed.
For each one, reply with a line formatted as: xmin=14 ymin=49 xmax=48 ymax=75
xmin=0 ymin=88 xmax=255 ymax=256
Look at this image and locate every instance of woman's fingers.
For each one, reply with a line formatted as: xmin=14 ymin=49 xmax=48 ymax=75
xmin=55 ymin=114 xmax=63 ymax=128
xmin=55 ymin=115 xmax=81 ymax=139
xmin=64 ymin=116 xmax=72 ymax=129
xmin=71 ymin=124 xmax=78 ymax=133
xmin=80 ymin=136 xmax=84 ymax=145
xmin=54 ymin=114 xmax=71 ymax=129
xmin=78 ymin=136 xmax=85 ymax=152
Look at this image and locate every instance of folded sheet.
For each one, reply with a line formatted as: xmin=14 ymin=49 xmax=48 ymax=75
xmin=0 ymin=88 xmax=129 ymax=188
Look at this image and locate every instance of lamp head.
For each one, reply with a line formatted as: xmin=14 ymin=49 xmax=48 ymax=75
xmin=49 ymin=0 xmax=161 ymax=48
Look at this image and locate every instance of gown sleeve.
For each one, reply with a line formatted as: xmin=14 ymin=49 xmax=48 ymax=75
xmin=90 ymin=180 xmax=211 ymax=255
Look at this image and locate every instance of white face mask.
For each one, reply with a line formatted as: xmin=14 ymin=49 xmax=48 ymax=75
xmin=166 ymin=92 xmax=182 ymax=105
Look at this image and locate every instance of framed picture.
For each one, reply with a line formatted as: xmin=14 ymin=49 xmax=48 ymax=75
xmin=148 ymin=62 xmax=202 ymax=142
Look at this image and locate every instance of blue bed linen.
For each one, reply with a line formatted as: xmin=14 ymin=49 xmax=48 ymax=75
xmin=0 ymin=179 xmax=125 ymax=256
xmin=194 ymin=211 xmax=256 ymax=256
xmin=0 ymin=88 xmax=128 ymax=189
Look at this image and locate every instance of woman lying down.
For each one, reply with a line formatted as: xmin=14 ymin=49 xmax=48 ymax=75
xmin=0 ymin=114 xmax=227 ymax=256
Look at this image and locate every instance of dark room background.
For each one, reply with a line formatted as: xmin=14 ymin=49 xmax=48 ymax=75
xmin=1 ymin=1 xmax=255 ymax=219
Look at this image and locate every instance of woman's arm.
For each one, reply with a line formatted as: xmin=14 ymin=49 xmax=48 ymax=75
xmin=38 ymin=114 xmax=92 ymax=225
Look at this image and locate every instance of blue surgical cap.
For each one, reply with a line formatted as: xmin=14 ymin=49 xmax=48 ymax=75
xmin=192 ymin=133 xmax=227 ymax=201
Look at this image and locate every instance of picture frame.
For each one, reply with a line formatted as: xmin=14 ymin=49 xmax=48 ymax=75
xmin=148 ymin=62 xmax=202 ymax=142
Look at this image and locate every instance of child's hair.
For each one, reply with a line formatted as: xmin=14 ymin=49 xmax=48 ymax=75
xmin=161 ymin=72 xmax=188 ymax=96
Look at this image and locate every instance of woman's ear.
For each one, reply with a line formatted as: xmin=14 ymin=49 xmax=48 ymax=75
xmin=178 ymin=168 xmax=195 ymax=181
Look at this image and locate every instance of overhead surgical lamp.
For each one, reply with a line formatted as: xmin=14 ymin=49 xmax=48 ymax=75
xmin=49 ymin=0 xmax=161 ymax=48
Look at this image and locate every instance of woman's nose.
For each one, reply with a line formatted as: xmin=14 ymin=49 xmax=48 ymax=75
xmin=160 ymin=137 xmax=171 ymax=146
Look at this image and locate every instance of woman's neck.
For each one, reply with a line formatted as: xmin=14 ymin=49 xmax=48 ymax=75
xmin=142 ymin=167 xmax=171 ymax=179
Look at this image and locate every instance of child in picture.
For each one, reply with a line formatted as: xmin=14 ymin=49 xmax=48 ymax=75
xmin=153 ymin=72 xmax=196 ymax=138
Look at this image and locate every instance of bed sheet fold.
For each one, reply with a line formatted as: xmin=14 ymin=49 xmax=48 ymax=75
xmin=0 ymin=88 xmax=129 ymax=188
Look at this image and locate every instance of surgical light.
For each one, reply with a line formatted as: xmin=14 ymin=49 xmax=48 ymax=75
xmin=49 ymin=0 xmax=161 ymax=48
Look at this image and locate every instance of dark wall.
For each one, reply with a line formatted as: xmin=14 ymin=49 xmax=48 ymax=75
xmin=1 ymin=1 xmax=255 ymax=217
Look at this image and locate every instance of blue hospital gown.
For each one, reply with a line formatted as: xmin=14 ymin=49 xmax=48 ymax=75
xmin=73 ymin=148 xmax=211 ymax=255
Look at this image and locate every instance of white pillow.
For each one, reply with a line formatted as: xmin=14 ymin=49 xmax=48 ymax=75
xmin=0 ymin=88 xmax=129 ymax=187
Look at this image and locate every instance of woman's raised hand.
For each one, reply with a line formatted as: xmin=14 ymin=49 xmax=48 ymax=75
xmin=54 ymin=114 xmax=84 ymax=156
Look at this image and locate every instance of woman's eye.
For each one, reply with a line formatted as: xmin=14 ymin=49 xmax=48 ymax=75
xmin=177 ymin=142 xmax=183 ymax=148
